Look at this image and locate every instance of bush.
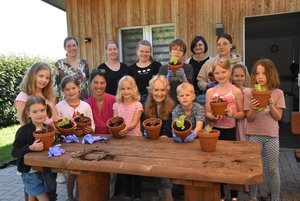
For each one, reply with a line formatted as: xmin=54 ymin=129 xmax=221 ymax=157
xmin=0 ymin=54 xmax=56 ymax=127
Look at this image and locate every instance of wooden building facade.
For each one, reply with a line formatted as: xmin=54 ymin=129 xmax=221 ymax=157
xmin=64 ymin=0 xmax=300 ymax=68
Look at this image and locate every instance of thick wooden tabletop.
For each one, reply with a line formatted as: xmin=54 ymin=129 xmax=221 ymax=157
xmin=24 ymin=136 xmax=263 ymax=185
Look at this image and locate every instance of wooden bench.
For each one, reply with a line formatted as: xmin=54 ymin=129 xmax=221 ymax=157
xmin=291 ymin=112 xmax=300 ymax=162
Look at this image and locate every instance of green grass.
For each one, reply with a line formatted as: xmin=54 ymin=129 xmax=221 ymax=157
xmin=0 ymin=124 xmax=20 ymax=162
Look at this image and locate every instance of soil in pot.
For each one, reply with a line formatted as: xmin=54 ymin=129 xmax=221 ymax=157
xmin=143 ymin=118 xmax=162 ymax=140
xmin=107 ymin=117 xmax=126 ymax=138
xmin=55 ymin=119 xmax=75 ymax=136
xmin=33 ymin=128 xmax=55 ymax=151
xmin=172 ymin=119 xmax=192 ymax=141
xmin=197 ymin=129 xmax=220 ymax=152
xmin=73 ymin=113 xmax=92 ymax=136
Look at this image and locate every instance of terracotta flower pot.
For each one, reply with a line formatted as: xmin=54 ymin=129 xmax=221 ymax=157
xmin=210 ymin=101 xmax=228 ymax=116
xmin=33 ymin=129 xmax=55 ymax=151
xmin=73 ymin=115 xmax=92 ymax=136
xmin=197 ymin=129 xmax=220 ymax=152
xmin=251 ymin=90 xmax=272 ymax=108
xmin=168 ymin=62 xmax=184 ymax=75
xmin=54 ymin=120 xmax=75 ymax=136
xmin=106 ymin=116 xmax=126 ymax=138
xmin=172 ymin=119 xmax=192 ymax=141
xmin=143 ymin=118 xmax=162 ymax=139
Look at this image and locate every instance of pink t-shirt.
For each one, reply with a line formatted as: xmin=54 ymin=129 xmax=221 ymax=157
xmin=85 ymin=94 xmax=115 ymax=134
xmin=14 ymin=92 xmax=53 ymax=125
xmin=113 ymin=101 xmax=143 ymax=136
xmin=210 ymin=85 xmax=237 ymax=128
xmin=244 ymin=88 xmax=285 ymax=137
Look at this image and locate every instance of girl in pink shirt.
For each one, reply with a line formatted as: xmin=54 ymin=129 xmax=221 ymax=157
xmin=113 ymin=75 xmax=143 ymax=137
xmin=245 ymin=59 xmax=285 ymax=201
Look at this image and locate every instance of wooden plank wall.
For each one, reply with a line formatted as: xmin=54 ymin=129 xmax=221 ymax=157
xmin=65 ymin=0 xmax=300 ymax=70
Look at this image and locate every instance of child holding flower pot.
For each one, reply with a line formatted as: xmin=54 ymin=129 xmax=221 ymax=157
xmin=205 ymin=59 xmax=245 ymax=201
xmin=172 ymin=82 xmax=205 ymax=142
xmin=244 ymin=59 xmax=285 ymax=201
xmin=56 ymin=75 xmax=95 ymax=201
xmin=12 ymin=96 xmax=56 ymax=201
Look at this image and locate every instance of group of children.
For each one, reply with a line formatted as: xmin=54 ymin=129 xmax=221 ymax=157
xmin=12 ymin=38 xmax=285 ymax=201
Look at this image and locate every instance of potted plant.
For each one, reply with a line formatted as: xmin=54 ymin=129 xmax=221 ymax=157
xmin=33 ymin=125 xmax=55 ymax=151
xmin=210 ymin=96 xmax=228 ymax=117
xmin=251 ymin=84 xmax=272 ymax=108
xmin=171 ymin=115 xmax=192 ymax=141
xmin=73 ymin=112 xmax=92 ymax=136
xmin=142 ymin=118 xmax=162 ymax=139
xmin=54 ymin=117 xmax=75 ymax=136
xmin=106 ymin=116 xmax=126 ymax=138
xmin=197 ymin=124 xmax=220 ymax=152
xmin=168 ymin=55 xmax=184 ymax=75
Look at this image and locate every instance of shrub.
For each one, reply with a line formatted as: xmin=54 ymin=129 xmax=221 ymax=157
xmin=0 ymin=54 xmax=56 ymax=127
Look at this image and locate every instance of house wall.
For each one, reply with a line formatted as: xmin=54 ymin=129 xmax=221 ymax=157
xmin=65 ymin=0 xmax=300 ymax=69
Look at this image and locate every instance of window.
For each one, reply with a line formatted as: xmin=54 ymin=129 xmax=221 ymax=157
xmin=119 ymin=24 xmax=175 ymax=65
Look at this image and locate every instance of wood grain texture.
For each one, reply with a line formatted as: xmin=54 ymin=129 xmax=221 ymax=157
xmin=25 ymin=136 xmax=263 ymax=185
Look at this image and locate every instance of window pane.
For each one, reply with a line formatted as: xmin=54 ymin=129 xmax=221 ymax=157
xmin=152 ymin=26 xmax=175 ymax=64
xmin=121 ymin=29 xmax=143 ymax=65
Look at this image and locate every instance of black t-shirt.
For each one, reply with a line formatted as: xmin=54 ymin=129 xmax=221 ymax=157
xmin=97 ymin=62 xmax=128 ymax=95
xmin=128 ymin=61 xmax=161 ymax=95
xmin=188 ymin=57 xmax=210 ymax=93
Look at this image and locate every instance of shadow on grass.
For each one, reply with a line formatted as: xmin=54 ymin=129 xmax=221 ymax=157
xmin=0 ymin=143 xmax=15 ymax=163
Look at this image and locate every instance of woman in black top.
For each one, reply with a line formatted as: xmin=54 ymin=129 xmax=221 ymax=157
xmin=98 ymin=40 xmax=127 ymax=95
xmin=128 ymin=40 xmax=161 ymax=104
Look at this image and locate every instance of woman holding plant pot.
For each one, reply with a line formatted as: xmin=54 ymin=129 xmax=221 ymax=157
xmin=142 ymin=75 xmax=175 ymax=201
xmin=86 ymin=68 xmax=115 ymax=134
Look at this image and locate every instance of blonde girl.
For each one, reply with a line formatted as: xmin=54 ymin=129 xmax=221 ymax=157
xmin=205 ymin=59 xmax=245 ymax=201
xmin=12 ymin=96 xmax=55 ymax=201
xmin=231 ymin=64 xmax=251 ymax=141
xmin=245 ymin=59 xmax=285 ymax=201
xmin=14 ymin=62 xmax=58 ymax=126
xmin=113 ymin=75 xmax=143 ymax=136
xmin=56 ymin=75 xmax=95 ymax=200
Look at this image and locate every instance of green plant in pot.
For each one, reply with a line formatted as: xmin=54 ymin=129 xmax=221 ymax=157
xmin=252 ymin=84 xmax=271 ymax=109
xmin=172 ymin=115 xmax=192 ymax=141
xmin=55 ymin=117 xmax=75 ymax=136
xmin=168 ymin=55 xmax=184 ymax=75
xmin=197 ymin=124 xmax=220 ymax=152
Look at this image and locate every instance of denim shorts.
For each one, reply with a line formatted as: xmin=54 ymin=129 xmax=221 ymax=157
xmin=21 ymin=171 xmax=56 ymax=196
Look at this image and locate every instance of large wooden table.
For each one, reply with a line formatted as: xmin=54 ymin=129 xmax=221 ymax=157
xmin=25 ymin=136 xmax=263 ymax=201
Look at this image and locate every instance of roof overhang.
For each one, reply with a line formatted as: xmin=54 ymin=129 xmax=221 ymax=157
xmin=41 ymin=0 xmax=65 ymax=11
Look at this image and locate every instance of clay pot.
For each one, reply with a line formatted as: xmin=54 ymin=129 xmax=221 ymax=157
xmin=197 ymin=129 xmax=220 ymax=152
xmin=171 ymin=119 xmax=192 ymax=141
xmin=168 ymin=62 xmax=184 ymax=75
xmin=106 ymin=116 xmax=126 ymax=138
xmin=33 ymin=129 xmax=55 ymax=151
xmin=210 ymin=101 xmax=228 ymax=116
xmin=143 ymin=118 xmax=162 ymax=139
xmin=251 ymin=90 xmax=272 ymax=108
xmin=73 ymin=115 xmax=92 ymax=136
xmin=54 ymin=120 xmax=75 ymax=136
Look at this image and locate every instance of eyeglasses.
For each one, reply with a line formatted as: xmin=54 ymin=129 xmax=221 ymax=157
xmin=217 ymin=43 xmax=230 ymax=48
xmin=171 ymin=48 xmax=184 ymax=52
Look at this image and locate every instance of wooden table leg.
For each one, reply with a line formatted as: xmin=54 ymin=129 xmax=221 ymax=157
xmin=184 ymin=182 xmax=220 ymax=201
xmin=77 ymin=172 xmax=110 ymax=201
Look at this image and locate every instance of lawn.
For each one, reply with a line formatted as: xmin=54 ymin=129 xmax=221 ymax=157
xmin=0 ymin=124 xmax=20 ymax=162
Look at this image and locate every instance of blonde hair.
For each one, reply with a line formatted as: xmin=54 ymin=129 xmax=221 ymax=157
xmin=19 ymin=62 xmax=54 ymax=100
xmin=212 ymin=58 xmax=231 ymax=73
xmin=115 ymin=75 xmax=140 ymax=102
xmin=231 ymin=63 xmax=251 ymax=87
xmin=176 ymin=82 xmax=195 ymax=95
xmin=22 ymin=95 xmax=52 ymax=124
xmin=250 ymin=59 xmax=280 ymax=89
xmin=144 ymin=75 xmax=174 ymax=120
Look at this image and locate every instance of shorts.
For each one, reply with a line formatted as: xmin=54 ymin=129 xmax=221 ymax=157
xmin=21 ymin=171 xmax=56 ymax=196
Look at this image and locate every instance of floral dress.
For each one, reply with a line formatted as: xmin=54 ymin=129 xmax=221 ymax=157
xmin=54 ymin=58 xmax=89 ymax=101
